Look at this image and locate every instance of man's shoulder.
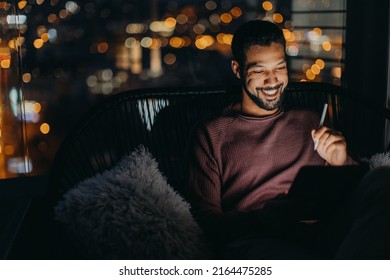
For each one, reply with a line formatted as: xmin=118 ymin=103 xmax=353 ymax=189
xmin=201 ymin=107 xmax=237 ymax=128
xmin=193 ymin=106 xmax=237 ymax=138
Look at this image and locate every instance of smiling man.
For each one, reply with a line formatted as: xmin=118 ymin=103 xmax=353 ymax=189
xmin=187 ymin=20 xmax=390 ymax=260
xmin=232 ymin=43 xmax=288 ymax=115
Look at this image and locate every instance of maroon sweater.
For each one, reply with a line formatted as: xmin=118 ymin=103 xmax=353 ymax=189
xmin=188 ymin=107 xmax=348 ymax=242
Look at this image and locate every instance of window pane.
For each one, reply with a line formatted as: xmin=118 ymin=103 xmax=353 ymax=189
xmin=287 ymin=0 xmax=347 ymax=85
xmin=293 ymin=0 xmax=346 ymax=11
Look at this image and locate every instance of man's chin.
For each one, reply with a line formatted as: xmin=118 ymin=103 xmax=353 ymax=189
xmin=263 ymin=102 xmax=281 ymax=111
xmin=264 ymin=97 xmax=281 ymax=108
xmin=243 ymin=84 xmax=285 ymax=110
xmin=252 ymin=97 xmax=282 ymax=111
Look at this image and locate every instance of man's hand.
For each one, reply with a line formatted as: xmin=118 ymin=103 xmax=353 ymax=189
xmin=311 ymin=126 xmax=347 ymax=166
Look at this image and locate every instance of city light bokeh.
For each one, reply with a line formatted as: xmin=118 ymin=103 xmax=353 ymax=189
xmin=1 ymin=0 xmax=347 ymax=176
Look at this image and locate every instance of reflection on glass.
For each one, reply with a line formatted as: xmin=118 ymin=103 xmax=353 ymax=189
xmin=0 ymin=1 xmax=30 ymax=178
xmin=288 ymin=0 xmax=347 ymax=84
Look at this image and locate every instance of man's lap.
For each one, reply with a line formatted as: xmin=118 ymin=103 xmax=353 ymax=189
xmin=223 ymin=223 xmax=323 ymax=259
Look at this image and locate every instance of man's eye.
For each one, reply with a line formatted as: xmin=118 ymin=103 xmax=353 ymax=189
xmin=276 ymin=66 xmax=286 ymax=71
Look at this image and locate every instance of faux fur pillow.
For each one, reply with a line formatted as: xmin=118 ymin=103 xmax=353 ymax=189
xmin=54 ymin=146 xmax=213 ymax=259
xmin=368 ymin=152 xmax=390 ymax=168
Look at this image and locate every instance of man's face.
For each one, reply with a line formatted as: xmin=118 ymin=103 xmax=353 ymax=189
xmin=233 ymin=43 xmax=288 ymax=112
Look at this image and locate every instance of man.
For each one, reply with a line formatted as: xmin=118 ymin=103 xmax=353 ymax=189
xmin=187 ymin=20 xmax=390 ymax=259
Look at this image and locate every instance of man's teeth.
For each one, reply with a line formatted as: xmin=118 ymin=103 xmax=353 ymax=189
xmin=263 ymin=89 xmax=277 ymax=95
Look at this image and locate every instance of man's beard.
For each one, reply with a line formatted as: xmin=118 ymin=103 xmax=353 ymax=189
xmin=243 ymin=83 xmax=285 ymax=111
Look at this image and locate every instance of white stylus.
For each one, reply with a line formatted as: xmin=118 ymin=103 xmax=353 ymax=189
xmin=314 ymin=103 xmax=328 ymax=150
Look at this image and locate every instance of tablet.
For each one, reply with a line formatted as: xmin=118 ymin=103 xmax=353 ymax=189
xmin=287 ymin=165 xmax=368 ymax=201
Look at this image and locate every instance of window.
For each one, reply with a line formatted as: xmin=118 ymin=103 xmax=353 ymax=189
xmin=287 ymin=0 xmax=347 ymax=85
xmin=11 ymin=0 xmax=349 ymax=176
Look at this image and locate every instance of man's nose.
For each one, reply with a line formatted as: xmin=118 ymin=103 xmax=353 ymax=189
xmin=264 ymin=71 xmax=278 ymax=84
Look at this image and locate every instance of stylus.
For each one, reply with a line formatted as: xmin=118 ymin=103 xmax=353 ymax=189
xmin=314 ymin=103 xmax=328 ymax=150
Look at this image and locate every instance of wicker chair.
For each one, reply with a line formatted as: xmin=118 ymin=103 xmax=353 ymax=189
xmin=10 ymin=82 xmax=389 ymax=259
xmin=47 ymin=81 xmax=390 ymax=200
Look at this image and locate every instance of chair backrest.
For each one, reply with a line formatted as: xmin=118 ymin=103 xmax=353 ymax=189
xmin=47 ymin=82 xmax=390 ymax=199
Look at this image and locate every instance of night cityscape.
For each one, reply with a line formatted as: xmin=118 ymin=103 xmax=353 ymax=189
xmin=2 ymin=0 xmax=347 ymax=177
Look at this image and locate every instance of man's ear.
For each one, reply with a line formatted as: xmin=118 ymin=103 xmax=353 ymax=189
xmin=231 ymin=60 xmax=241 ymax=79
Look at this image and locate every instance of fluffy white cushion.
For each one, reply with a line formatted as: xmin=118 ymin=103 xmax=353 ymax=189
xmin=368 ymin=152 xmax=390 ymax=168
xmin=54 ymin=146 xmax=213 ymax=259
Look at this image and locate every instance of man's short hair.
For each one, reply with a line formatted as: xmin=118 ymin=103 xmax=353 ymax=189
xmin=231 ymin=20 xmax=286 ymax=67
